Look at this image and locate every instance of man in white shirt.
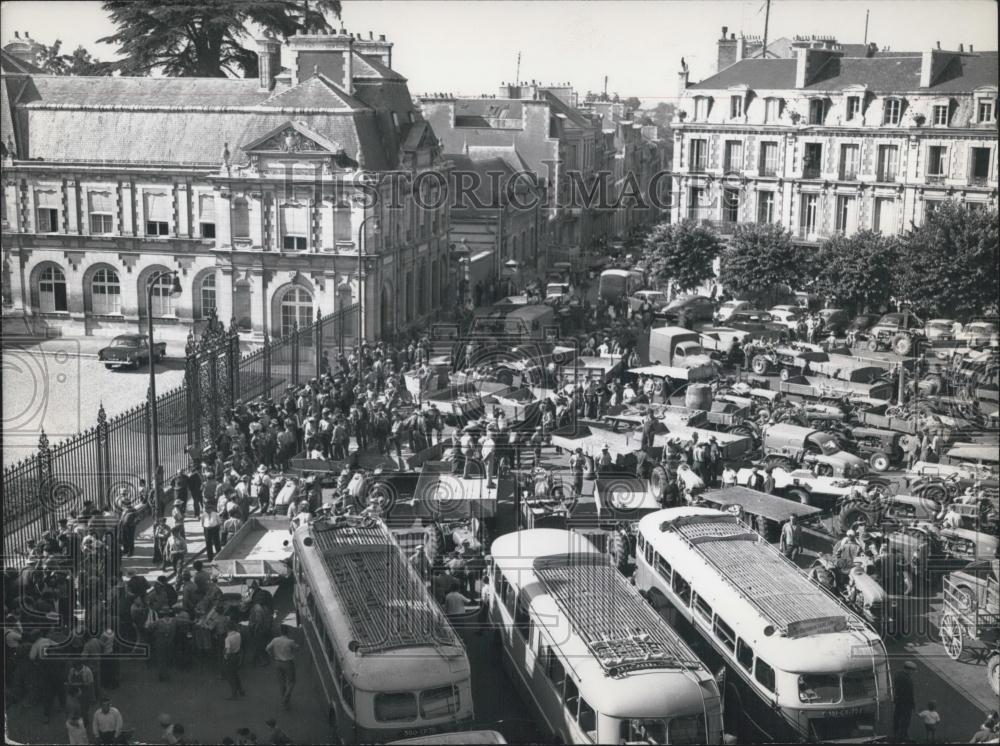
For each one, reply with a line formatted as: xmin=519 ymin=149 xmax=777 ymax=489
xmin=444 ymin=588 xmax=472 ymax=618
xmin=721 ymin=465 xmax=738 ymax=487
xmin=480 ymin=429 xmax=496 ymax=487
xmin=91 ymin=698 xmax=123 ymax=744
xmin=201 ymin=505 xmax=222 ymax=562
xmin=265 ymin=625 xmax=300 ymax=709
xmin=223 ymin=622 xmax=246 ymax=699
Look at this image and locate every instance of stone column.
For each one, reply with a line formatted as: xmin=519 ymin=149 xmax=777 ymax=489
xmin=217 ymin=266 xmax=235 ymax=325
xmin=216 ymin=189 xmax=233 ymax=249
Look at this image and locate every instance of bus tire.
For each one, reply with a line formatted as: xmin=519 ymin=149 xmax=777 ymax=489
xmin=751 ymin=355 xmax=770 ymax=376
xmin=787 ymin=487 xmax=811 ymax=505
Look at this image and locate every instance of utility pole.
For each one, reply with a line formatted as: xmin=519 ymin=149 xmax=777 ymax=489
xmin=761 ymin=0 xmax=771 ymax=58
xmin=515 ymin=51 xmax=521 ymax=82
xmin=863 ymin=9 xmax=870 ymax=45
xmin=603 ymin=75 xmax=608 ymax=99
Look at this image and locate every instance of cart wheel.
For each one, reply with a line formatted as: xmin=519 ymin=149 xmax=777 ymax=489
xmin=751 ymin=355 xmax=769 ymax=376
xmin=939 ymin=613 xmax=963 ymax=660
xmin=869 ymin=452 xmax=890 ymax=472
xmin=988 ymin=653 xmax=1000 ymax=696
xmin=866 ymin=338 xmax=880 ymax=352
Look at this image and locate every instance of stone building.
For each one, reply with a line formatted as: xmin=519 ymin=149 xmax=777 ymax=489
xmin=671 ymin=36 xmax=998 ymax=240
xmin=1 ymin=29 xmax=449 ymax=342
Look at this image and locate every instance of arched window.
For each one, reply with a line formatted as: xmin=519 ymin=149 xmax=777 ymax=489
xmin=279 ymin=286 xmax=312 ymax=337
xmin=199 ymin=273 xmax=217 ymax=320
xmin=91 ymin=268 xmax=121 ymax=315
xmin=149 ymin=273 xmax=176 ymax=317
xmin=232 ymin=197 xmax=250 ymax=239
xmin=39 ymin=265 xmax=68 ymax=312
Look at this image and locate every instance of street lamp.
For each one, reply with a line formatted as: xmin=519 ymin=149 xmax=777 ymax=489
xmin=146 ymin=270 xmax=182 ymax=499
xmin=357 ymin=215 xmax=378 ymax=381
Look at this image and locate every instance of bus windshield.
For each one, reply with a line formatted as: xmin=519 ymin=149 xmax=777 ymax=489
xmin=798 ymin=673 xmax=841 ymax=703
xmin=618 ymin=716 xmax=706 ymax=745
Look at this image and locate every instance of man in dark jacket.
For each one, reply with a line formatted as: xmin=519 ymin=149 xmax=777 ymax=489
xmin=892 ymin=660 xmax=916 ymax=741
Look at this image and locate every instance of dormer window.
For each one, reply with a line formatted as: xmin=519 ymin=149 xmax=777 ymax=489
xmin=808 ymin=99 xmax=827 ymax=125
xmin=730 ymin=96 xmax=743 ymax=118
xmin=883 ymin=98 xmax=904 ymax=125
xmin=932 ymin=104 xmax=949 ymax=126
xmin=764 ymin=98 xmax=782 ymax=123
xmin=846 ymin=96 xmax=861 ymax=121
xmin=977 ymin=100 xmax=995 ymax=123
xmin=694 ymin=96 xmax=711 ymax=121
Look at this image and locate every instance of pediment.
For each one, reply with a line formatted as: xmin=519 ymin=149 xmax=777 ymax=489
xmin=244 ymin=120 xmax=345 ymax=155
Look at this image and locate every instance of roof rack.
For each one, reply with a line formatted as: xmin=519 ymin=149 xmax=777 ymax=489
xmin=532 ymin=553 xmax=701 ymax=676
xmin=312 ymin=517 xmax=462 ymax=655
xmin=663 ymin=515 xmax=867 ymax=635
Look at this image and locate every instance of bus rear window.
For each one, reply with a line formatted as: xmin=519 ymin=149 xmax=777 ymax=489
xmin=798 ymin=674 xmax=841 ymax=704
xmin=672 ymin=572 xmax=691 ymax=605
xmin=842 ymin=670 xmax=877 ymax=700
xmin=374 ymin=692 xmax=417 ymax=722
xmin=620 ymin=718 xmax=667 ymax=744
xmin=669 ymin=715 xmax=707 ymax=745
xmin=420 ymin=685 xmax=460 ymax=719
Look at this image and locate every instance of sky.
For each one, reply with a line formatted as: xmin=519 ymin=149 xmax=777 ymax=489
xmin=1 ymin=0 xmax=997 ymax=105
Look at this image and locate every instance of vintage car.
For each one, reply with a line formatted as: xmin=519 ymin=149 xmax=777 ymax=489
xmin=759 ymin=423 xmax=869 ymax=477
xmin=849 ymin=426 xmax=906 ymax=472
xmin=725 ymin=310 xmax=789 ymax=340
xmin=865 ymin=312 xmax=926 ymax=355
xmin=957 ymin=320 xmax=999 ymax=349
xmin=97 ymin=334 xmax=167 ymax=370
xmin=817 ymin=308 xmax=851 ymax=336
xmin=627 ymin=289 xmax=669 ymax=314
xmin=656 ymin=294 xmax=716 ymax=323
xmin=739 ymin=466 xmax=890 ymax=510
xmin=714 ymin=299 xmax=752 ymax=323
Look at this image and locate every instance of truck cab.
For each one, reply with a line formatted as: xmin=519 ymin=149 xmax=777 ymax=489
xmin=646 ymin=326 xmax=714 ymax=370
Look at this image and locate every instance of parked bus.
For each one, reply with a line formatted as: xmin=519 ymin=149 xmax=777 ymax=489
xmin=292 ymin=516 xmax=474 ymax=744
xmin=598 ymin=269 xmax=643 ymax=302
xmin=634 ymin=507 xmax=893 ymax=743
xmin=488 ymin=528 xmax=724 ymax=745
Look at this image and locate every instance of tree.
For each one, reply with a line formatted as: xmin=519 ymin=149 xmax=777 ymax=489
xmin=643 ymin=220 xmax=722 ymax=295
xmin=894 ymin=200 xmax=999 ymax=319
xmin=99 ymin=0 xmax=342 ymax=78
xmin=650 ymin=102 xmax=676 ymax=129
xmin=718 ymin=223 xmax=813 ymax=306
xmin=623 ymin=96 xmax=642 ymax=112
xmin=38 ymin=40 xmax=113 ymax=75
xmin=814 ymin=230 xmax=901 ymax=314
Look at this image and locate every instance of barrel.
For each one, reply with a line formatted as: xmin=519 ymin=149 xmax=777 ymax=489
xmin=685 ymin=383 xmax=713 ymax=412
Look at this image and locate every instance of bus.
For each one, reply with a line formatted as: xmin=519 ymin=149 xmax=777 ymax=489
xmin=488 ymin=529 xmax=724 ymax=745
xmin=292 ymin=516 xmax=474 ymax=744
xmin=598 ymin=269 xmax=643 ymax=302
xmin=634 ymin=507 xmax=893 ymax=743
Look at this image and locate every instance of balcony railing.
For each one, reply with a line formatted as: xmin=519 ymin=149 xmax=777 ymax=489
xmin=690 ymin=159 xmax=707 ymax=172
xmin=877 ymin=169 xmax=897 ymax=182
xmin=970 ymin=175 xmax=990 ymax=186
xmin=839 ymin=169 xmax=859 ymax=181
xmin=802 ymin=167 xmax=821 ymax=179
xmin=759 ymin=166 xmax=778 ymax=177
xmin=926 ymin=174 xmax=946 ymax=184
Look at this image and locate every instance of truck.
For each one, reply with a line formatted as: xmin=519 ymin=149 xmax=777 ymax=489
xmin=642 ymin=326 xmax=717 ymax=379
xmin=779 ymin=374 xmax=895 ymax=403
xmin=98 ymin=333 xmax=167 ymax=370
xmin=759 ymin=422 xmax=869 ymax=477
xmin=211 ymin=515 xmax=294 ymax=583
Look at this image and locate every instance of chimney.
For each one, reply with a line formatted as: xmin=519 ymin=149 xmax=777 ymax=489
xmin=936 ymin=41 xmax=941 ymax=49
xmin=795 ymin=46 xmax=841 ymax=88
xmin=969 ymin=44 xmax=973 ymax=53
xmin=354 ymin=31 xmax=393 ymax=68
xmin=958 ymin=43 xmax=964 ymax=52
xmin=677 ymin=67 xmax=690 ymax=99
xmin=721 ymin=26 xmax=728 ymax=38
xmin=921 ymin=48 xmax=955 ymax=87
xmin=287 ymin=28 xmax=354 ymax=92
xmin=256 ymin=35 xmax=282 ymax=91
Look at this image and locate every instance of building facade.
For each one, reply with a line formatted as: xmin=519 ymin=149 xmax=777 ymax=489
xmin=670 ymin=39 xmax=998 ymax=241
xmin=1 ymin=29 xmax=450 ymax=342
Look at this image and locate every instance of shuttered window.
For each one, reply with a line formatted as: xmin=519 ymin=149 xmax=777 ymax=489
xmin=282 ymin=205 xmax=309 ymax=251
xmin=145 ymin=193 xmax=171 ymax=221
xmin=199 ymin=194 xmax=216 ymax=222
xmin=89 ymin=192 xmax=115 ymax=234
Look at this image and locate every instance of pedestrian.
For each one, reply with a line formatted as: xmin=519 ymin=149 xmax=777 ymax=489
xmin=223 ymin=621 xmax=246 ymax=699
xmin=201 ymin=503 xmax=222 ymax=562
xmin=265 ymin=625 xmax=299 ymax=710
xmin=569 ymin=448 xmax=586 ymax=498
xmin=721 ymin=463 xmax=738 ymax=487
xmin=763 ymin=467 xmax=776 ymax=495
xmin=91 ymin=697 xmax=124 ymax=744
xmin=918 ymin=700 xmax=940 ymax=743
xmin=67 ymin=709 xmax=89 ymax=745
xmin=779 ymin=515 xmax=801 ymax=561
xmin=892 ymin=660 xmax=917 ymax=742
xmin=166 ymin=525 xmax=187 ymax=578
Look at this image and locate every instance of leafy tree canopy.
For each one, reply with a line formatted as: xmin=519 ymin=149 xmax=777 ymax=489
xmin=894 ymin=200 xmax=999 ymax=319
xmin=643 ymin=220 xmax=722 ymax=295
xmin=38 ymin=40 xmax=113 ymax=75
xmin=718 ymin=223 xmax=813 ymax=307
xmin=99 ymin=0 xmax=342 ymax=78
xmin=814 ymin=230 xmax=901 ymax=314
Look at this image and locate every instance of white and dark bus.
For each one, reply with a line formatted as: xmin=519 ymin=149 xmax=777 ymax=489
xmin=488 ymin=528 xmax=724 ymax=744
xmin=635 ymin=507 xmax=893 ymax=743
xmin=292 ymin=516 xmax=474 ymax=744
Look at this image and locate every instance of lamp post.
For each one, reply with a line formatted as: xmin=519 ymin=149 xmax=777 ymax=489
xmin=356 ymin=215 xmax=378 ymax=381
xmin=146 ymin=270 xmax=182 ymax=492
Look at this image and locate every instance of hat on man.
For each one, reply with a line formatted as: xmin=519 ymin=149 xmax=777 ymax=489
xmin=257 ymin=464 xmax=268 ymax=474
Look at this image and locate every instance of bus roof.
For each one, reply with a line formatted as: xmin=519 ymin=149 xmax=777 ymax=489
xmin=638 ymin=508 xmax=882 ymax=673
xmin=388 ymin=730 xmax=508 ymax=744
xmin=600 ymin=268 xmax=642 ymax=279
xmin=298 ymin=519 xmax=462 ymax=655
xmin=700 ymin=486 xmax=822 ymax=523
xmin=490 ymin=529 xmax=718 ymax=717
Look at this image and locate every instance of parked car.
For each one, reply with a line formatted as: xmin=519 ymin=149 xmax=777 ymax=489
xmin=725 ymin=310 xmax=789 ymax=342
xmin=545 ymin=282 xmax=571 ymax=302
xmin=958 ymin=320 xmax=999 ymax=349
xmin=768 ymin=305 xmax=804 ymax=331
xmin=657 ymin=294 xmax=715 ymax=323
xmin=715 ymin=299 xmax=751 ymax=323
xmin=925 ymin=319 xmax=959 ymax=341
xmin=847 ymin=314 xmax=882 ymax=338
xmin=98 ymin=334 xmax=166 ymax=370
xmin=818 ymin=308 xmax=850 ymax=336
xmin=628 ymin=289 xmax=669 ymax=313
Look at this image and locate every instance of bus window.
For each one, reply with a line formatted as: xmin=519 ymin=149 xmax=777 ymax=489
xmin=693 ymin=594 xmax=712 ymax=624
xmin=755 ymin=659 xmax=776 ymax=692
xmin=736 ymin=639 xmax=754 ymax=671
xmin=843 ymin=670 xmax=877 ymax=700
xmin=374 ymin=692 xmax=418 ymax=722
xmin=564 ymin=677 xmax=579 ymax=711
xmin=548 ymin=651 xmax=565 ymax=689
xmin=307 ymin=590 xmax=317 ymax=618
xmin=494 ymin=568 xmax=503 ymax=595
xmin=637 ymin=534 xmax=645 ymax=553
xmin=713 ymin=616 xmax=736 ymax=653
xmin=324 ymin=629 xmax=335 ymax=661
xmin=578 ymin=698 xmax=597 ymax=738
xmin=502 ymin=579 xmax=515 ymax=615
xmin=420 ymin=685 xmax=460 ymax=719
xmin=514 ymin=594 xmax=530 ymax=639
xmin=538 ymin=644 xmax=551 ymax=672
xmin=644 ymin=542 xmax=654 ymax=565
xmin=340 ymin=674 xmax=354 ymax=712
xmin=672 ymin=572 xmax=691 ymax=605
xmin=798 ymin=674 xmax=841 ymax=704
xmin=654 ymin=552 xmax=671 ymax=579
xmin=669 ymin=715 xmax=708 ymax=745
xmin=620 ymin=719 xmax=667 ymax=744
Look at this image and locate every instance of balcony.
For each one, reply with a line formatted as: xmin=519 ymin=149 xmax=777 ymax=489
xmin=802 ymin=167 xmax=821 ymax=179
xmin=690 ymin=159 xmax=707 ymax=173
xmin=838 ymin=169 xmax=859 ymax=181
xmin=970 ymin=175 xmax=990 ymax=187
xmin=876 ymin=170 xmax=897 ymax=182
xmin=926 ymin=174 xmax=946 ymax=184
xmin=759 ymin=166 xmax=778 ymax=178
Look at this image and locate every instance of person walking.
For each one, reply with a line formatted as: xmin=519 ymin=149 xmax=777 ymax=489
xmin=917 ymin=701 xmax=940 ymax=743
xmin=223 ymin=621 xmax=246 ymax=700
xmin=892 ymin=660 xmax=917 ymax=742
xmin=779 ymin=515 xmax=802 ymax=561
xmin=569 ymin=448 xmax=586 ymax=498
xmin=91 ymin=697 xmax=124 ymax=744
xmin=201 ymin=504 xmax=222 ymax=562
xmin=265 ymin=626 xmax=300 ymax=710
xmin=166 ymin=526 xmax=187 ymax=578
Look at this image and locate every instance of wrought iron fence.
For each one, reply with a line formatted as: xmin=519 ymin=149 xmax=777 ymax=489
xmin=2 ymin=304 xmax=358 ymax=559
